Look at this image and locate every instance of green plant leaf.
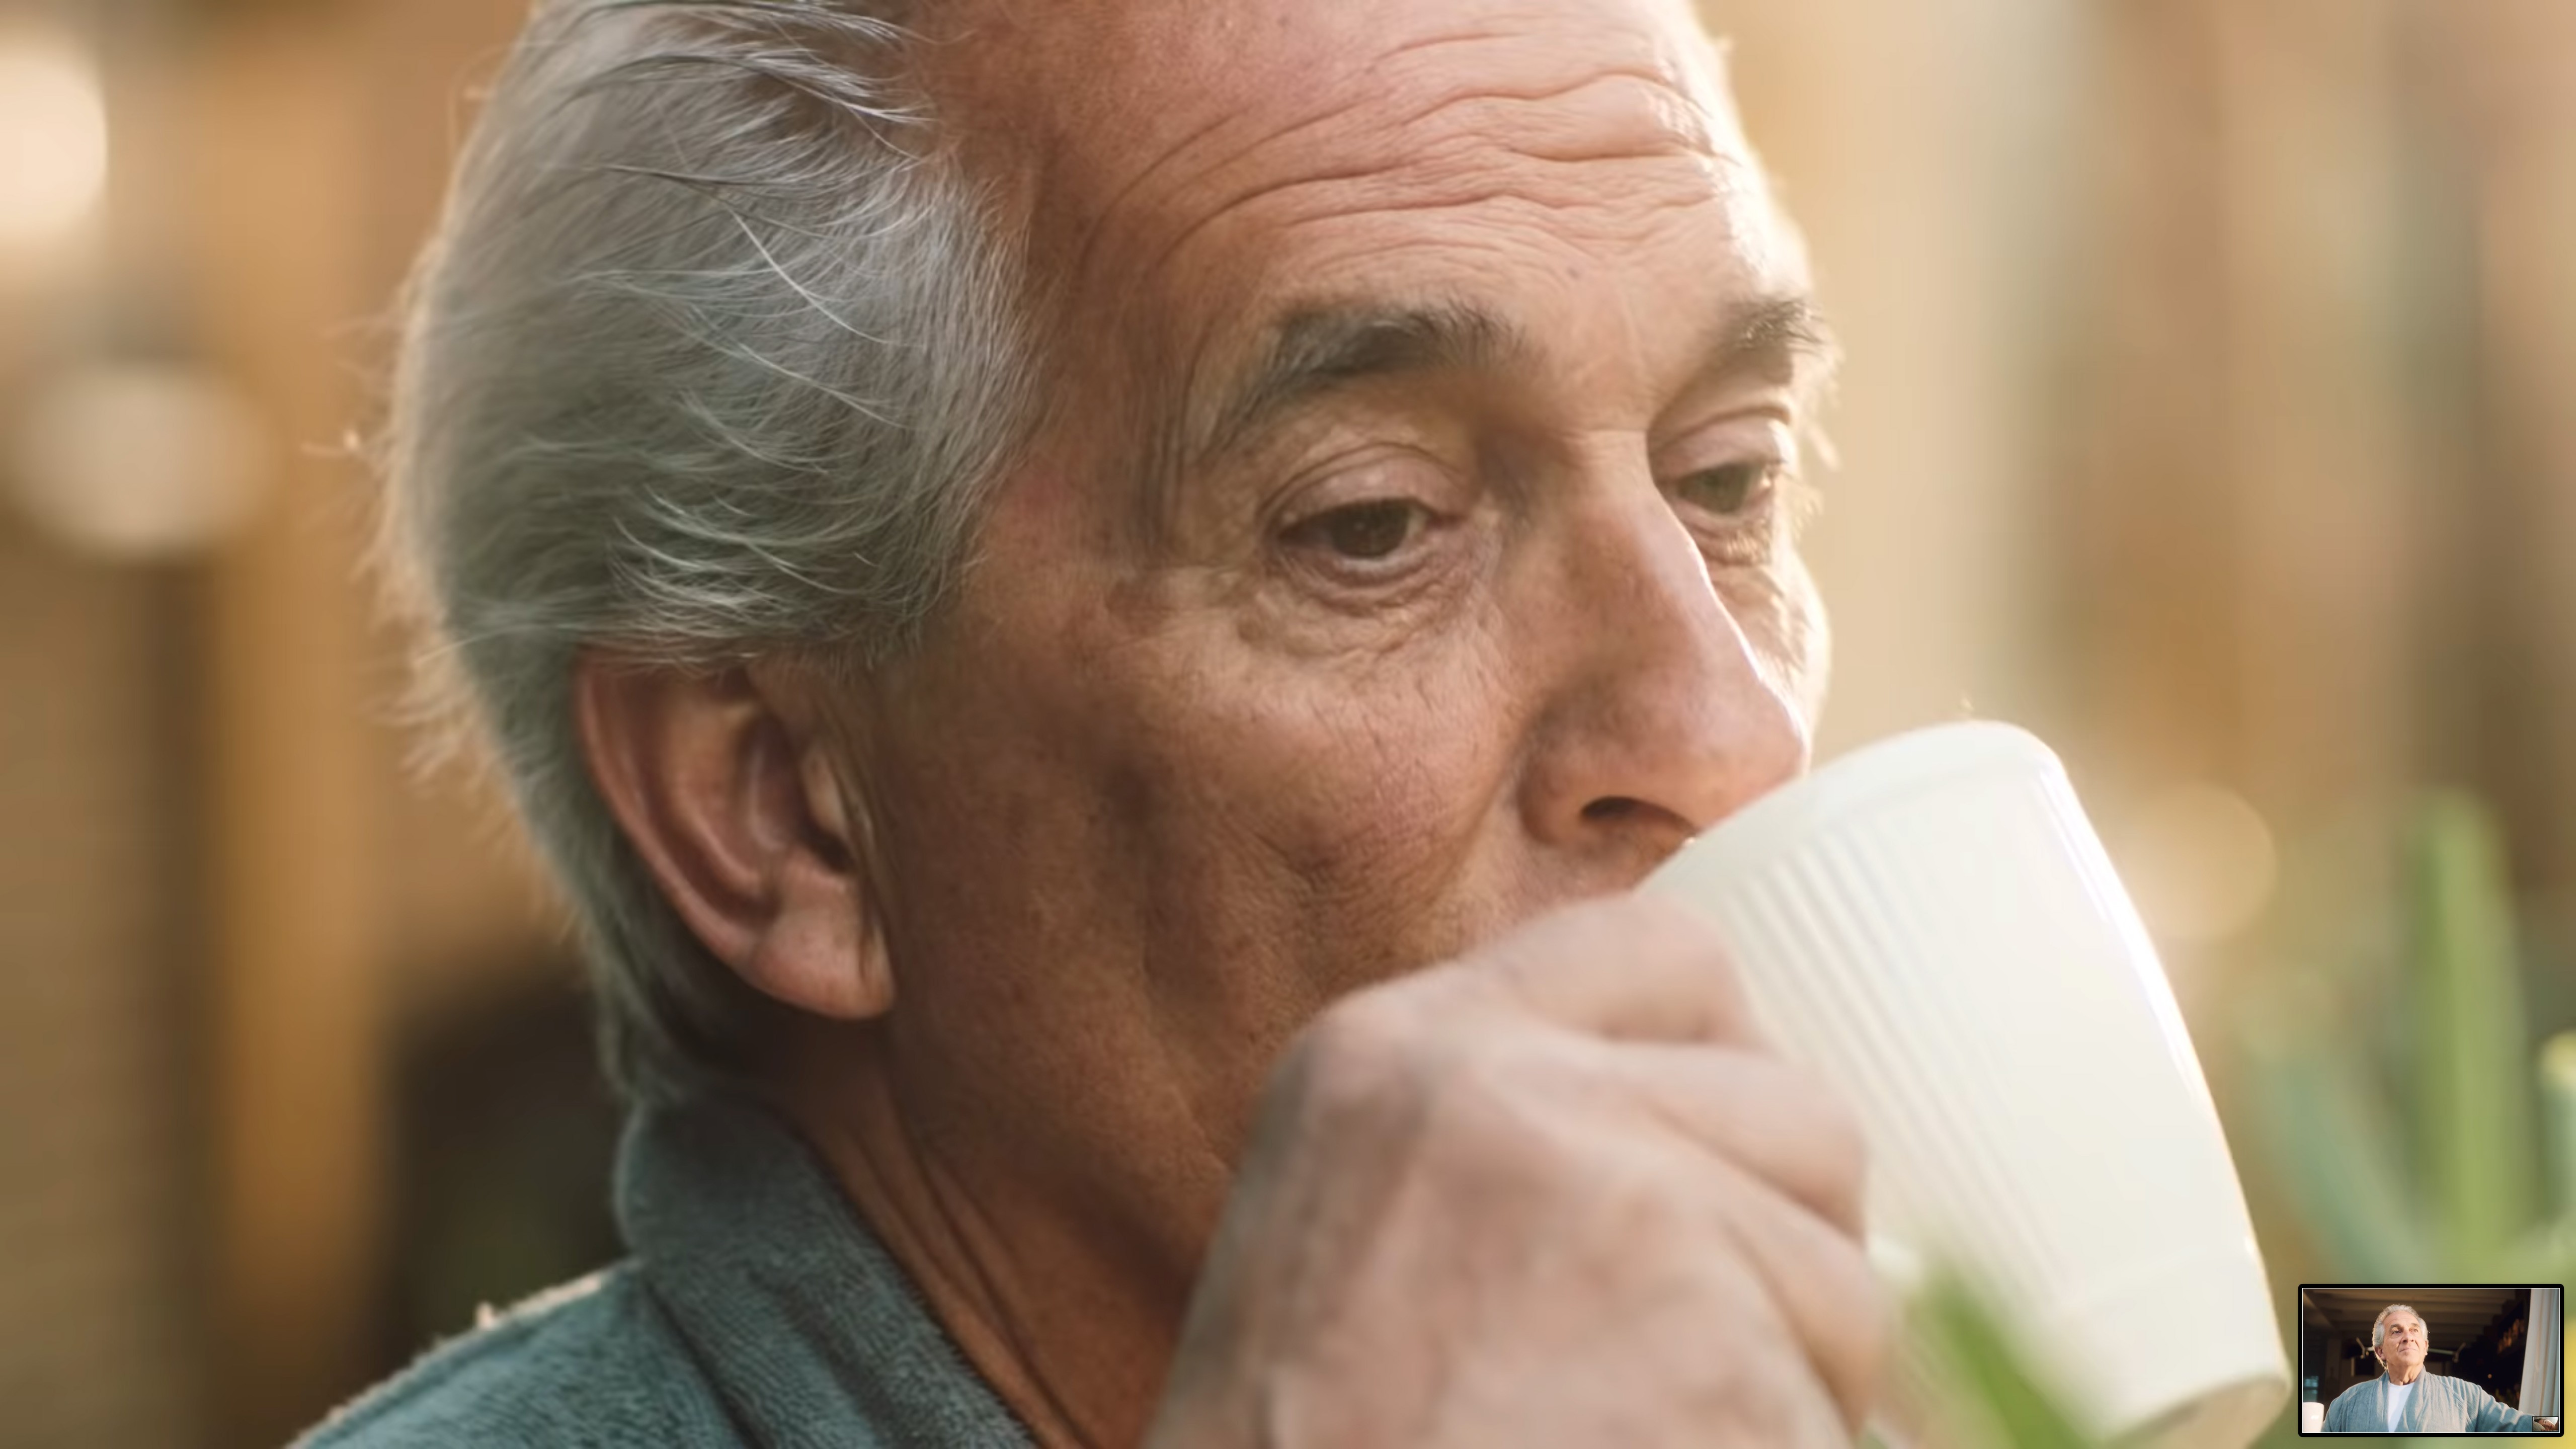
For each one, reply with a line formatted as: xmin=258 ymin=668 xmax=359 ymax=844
xmin=2239 ymin=1024 xmax=2435 ymax=1279
xmin=2406 ymin=795 xmax=2541 ymax=1266
xmin=2542 ymin=1032 xmax=2576 ymax=1220
xmin=1910 ymin=1272 xmax=2103 ymax=1449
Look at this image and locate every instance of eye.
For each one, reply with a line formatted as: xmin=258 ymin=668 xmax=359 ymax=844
xmin=1282 ymin=500 xmax=1428 ymax=561
xmin=1673 ymin=459 xmax=1779 ymax=516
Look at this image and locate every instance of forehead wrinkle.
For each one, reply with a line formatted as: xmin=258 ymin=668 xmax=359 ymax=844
xmin=1057 ymin=18 xmax=1740 ymax=301
xmin=1077 ymin=159 xmax=1741 ymax=531
xmin=1061 ymin=86 xmax=1361 ymax=300
xmin=1149 ymin=8 xmax=1720 ymax=184
xmin=998 ymin=4 xmax=1762 ymax=379
xmin=1066 ymin=106 xmax=1238 ymax=280
xmin=1129 ymin=111 xmax=1729 ymax=306
xmin=990 ymin=0 xmax=1790 ymax=533
xmin=954 ymin=0 xmax=1738 ymax=230
xmin=1364 ymin=36 xmax=1723 ymax=161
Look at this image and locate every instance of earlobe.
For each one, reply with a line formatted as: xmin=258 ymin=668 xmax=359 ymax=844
xmin=758 ymin=745 xmax=899 ymax=1020
xmin=747 ymin=849 xmax=896 ymax=1020
xmin=572 ymin=652 xmax=898 ymax=1024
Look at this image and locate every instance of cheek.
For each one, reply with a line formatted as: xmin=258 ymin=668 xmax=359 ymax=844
xmin=1119 ymin=604 xmax=1521 ymax=915
xmin=937 ymin=457 xmax=1546 ymax=1012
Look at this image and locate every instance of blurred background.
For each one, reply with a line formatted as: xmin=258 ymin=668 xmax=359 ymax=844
xmin=0 ymin=0 xmax=2569 ymax=1445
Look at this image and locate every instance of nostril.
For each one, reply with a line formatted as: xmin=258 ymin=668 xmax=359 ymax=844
xmin=1582 ymin=797 xmax=1642 ymax=823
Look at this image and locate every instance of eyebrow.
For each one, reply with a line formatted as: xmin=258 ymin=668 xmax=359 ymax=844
xmin=1193 ymin=301 xmax=1525 ymax=464
xmin=1191 ymin=290 xmax=1837 ymax=467
xmin=1712 ymin=292 xmax=1839 ymax=391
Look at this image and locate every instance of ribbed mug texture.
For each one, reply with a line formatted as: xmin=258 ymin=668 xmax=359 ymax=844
xmin=1645 ymin=723 xmax=2288 ymax=1445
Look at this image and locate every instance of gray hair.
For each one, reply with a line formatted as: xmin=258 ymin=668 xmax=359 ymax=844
xmin=381 ymin=0 xmax=1036 ymax=1102
xmin=2372 ymin=1305 xmax=2425 ymax=1352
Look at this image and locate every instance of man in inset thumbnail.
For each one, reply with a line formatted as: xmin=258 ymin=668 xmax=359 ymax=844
xmin=2322 ymin=1304 xmax=2560 ymax=1433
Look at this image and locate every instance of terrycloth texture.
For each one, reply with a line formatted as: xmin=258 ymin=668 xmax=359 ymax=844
xmin=295 ymin=1096 xmax=1035 ymax=1447
xmin=2323 ymin=1371 xmax=2544 ymax=1433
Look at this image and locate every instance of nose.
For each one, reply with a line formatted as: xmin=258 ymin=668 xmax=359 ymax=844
xmin=1515 ymin=467 xmax=1811 ymax=870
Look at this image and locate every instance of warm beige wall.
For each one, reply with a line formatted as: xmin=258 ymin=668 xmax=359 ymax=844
xmin=1707 ymin=0 xmax=2576 ymax=987
xmin=1 ymin=2 xmax=563 ymax=1445
xmin=187 ymin=5 xmax=568 ymax=1441
xmin=0 ymin=530 xmax=199 ymax=1449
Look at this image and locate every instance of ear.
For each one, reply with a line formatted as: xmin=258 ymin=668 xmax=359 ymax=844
xmin=573 ymin=652 xmax=895 ymax=1021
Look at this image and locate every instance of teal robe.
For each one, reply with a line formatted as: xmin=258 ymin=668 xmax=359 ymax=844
xmin=294 ymin=1096 xmax=1034 ymax=1446
xmin=2322 ymin=1371 xmax=2545 ymax=1433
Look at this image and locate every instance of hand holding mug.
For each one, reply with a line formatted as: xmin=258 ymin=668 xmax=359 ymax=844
xmin=1148 ymin=897 xmax=1886 ymax=1447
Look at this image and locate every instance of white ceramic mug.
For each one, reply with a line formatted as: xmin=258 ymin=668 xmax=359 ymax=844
xmin=1642 ymin=721 xmax=2288 ymax=1446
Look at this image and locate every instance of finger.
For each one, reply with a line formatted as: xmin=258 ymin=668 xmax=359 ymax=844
xmin=1408 ymin=894 xmax=1766 ymax=1048
xmin=1699 ymin=1149 xmax=1890 ymax=1434
xmin=1589 ymin=1041 xmax=1869 ymax=1238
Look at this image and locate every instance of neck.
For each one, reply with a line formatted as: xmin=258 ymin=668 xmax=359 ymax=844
xmin=2388 ymin=1362 xmax=2425 ymax=1386
xmin=765 ymin=1022 xmax=1199 ymax=1449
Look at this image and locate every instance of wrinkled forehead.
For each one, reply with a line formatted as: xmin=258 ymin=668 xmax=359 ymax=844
xmin=935 ymin=0 xmax=1784 ymax=464
xmin=2381 ymin=1309 xmax=2425 ymax=1334
xmin=940 ymin=0 xmax=1754 ymax=261
xmin=1034 ymin=0 xmax=1721 ymax=141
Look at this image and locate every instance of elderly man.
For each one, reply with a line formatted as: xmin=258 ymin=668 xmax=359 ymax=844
xmin=306 ymin=0 xmax=1876 ymax=1443
xmin=2321 ymin=1305 xmax=2559 ymax=1433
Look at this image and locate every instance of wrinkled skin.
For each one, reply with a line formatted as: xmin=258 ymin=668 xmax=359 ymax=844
xmin=578 ymin=0 xmax=1868 ymax=1442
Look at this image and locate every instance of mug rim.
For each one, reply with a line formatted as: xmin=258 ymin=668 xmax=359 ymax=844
xmin=1669 ymin=719 xmax=2065 ymax=884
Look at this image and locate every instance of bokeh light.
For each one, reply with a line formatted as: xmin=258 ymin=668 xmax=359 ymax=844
xmin=0 ymin=29 xmax=108 ymax=248
xmin=8 ymin=359 xmax=272 ymax=559
xmin=2114 ymin=784 xmax=2282 ymax=947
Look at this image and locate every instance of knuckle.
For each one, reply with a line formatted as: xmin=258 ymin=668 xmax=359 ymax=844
xmin=1623 ymin=888 xmax=1722 ymax=942
xmin=1289 ymin=992 xmax=1417 ymax=1102
xmin=1292 ymin=991 xmax=1528 ymax=1136
xmin=1776 ymin=1061 xmax=1868 ymax=1205
xmin=1580 ymin=892 xmax=1723 ymax=962
xmin=1417 ymin=1029 xmax=1541 ymax=1145
xmin=1526 ymin=892 xmax=1712 ymax=965
xmin=1301 ymin=988 xmax=1402 ymax=1065
xmin=1624 ymin=892 xmax=1734 ymax=967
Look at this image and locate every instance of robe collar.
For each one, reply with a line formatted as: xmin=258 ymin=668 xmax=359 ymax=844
xmin=616 ymin=1094 xmax=1035 ymax=1446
